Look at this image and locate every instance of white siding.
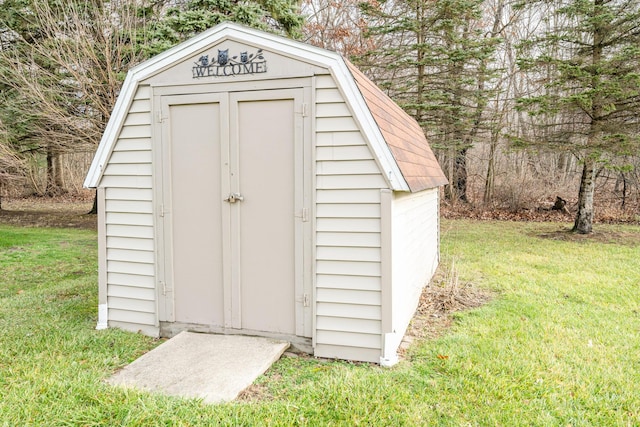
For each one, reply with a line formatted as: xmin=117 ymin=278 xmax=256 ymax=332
xmin=387 ymin=188 xmax=440 ymax=354
xmin=99 ymin=84 xmax=157 ymax=333
xmin=313 ymin=74 xmax=387 ymax=362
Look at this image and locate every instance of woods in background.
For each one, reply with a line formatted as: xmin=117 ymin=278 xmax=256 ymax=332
xmin=305 ymin=0 xmax=640 ymax=233
xmin=0 ymin=0 xmax=302 ymax=195
xmin=1 ymin=0 xmax=639 ymax=233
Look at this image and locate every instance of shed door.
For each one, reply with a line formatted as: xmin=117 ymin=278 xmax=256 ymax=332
xmin=159 ymin=89 xmax=310 ymax=338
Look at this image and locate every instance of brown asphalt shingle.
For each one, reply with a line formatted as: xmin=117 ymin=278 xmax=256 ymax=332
xmin=345 ymin=60 xmax=448 ymax=192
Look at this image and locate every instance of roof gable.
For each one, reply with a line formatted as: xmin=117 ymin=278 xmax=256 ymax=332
xmin=346 ymin=61 xmax=448 ymax=192
xmin=84 ymin=22 xmax=445 ymax=192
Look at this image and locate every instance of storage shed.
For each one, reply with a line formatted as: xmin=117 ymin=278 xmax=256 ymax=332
xmin=85 ymin=22 xmax=448 ymax=366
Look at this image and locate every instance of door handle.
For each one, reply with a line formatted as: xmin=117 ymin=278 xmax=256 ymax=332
xmin=224 ymin=193 xmax=244 ymax=203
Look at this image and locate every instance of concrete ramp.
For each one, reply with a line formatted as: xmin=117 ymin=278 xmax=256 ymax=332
xmin=107 ymin=331 xmax=289 ymax=403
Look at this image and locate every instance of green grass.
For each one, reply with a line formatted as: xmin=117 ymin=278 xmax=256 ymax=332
xmin=0 ymin=221 xmax=639 ymax=426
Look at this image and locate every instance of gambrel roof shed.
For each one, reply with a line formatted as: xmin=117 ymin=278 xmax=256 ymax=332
xmin=85 ymin=24 xmax=446 ymax=191
xmin=86 ymin=22 xmax=447 ymax=366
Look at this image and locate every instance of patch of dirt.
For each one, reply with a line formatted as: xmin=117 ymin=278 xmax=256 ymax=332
xmin=441 ymin=201 xmax=640 ymax=225
xmin=236 ymin=381 xmax=272 ymax=402
xmin=0 ymin=194 xmax=96 ymax=230
xmin=442 ymin=203 xmax=574 ymax=223
xmin=237 ymin=351 xmax=314 ymax=402
xmin=400 ymin=266 xmax=493 ymax=357
xmin=535 ymin=228 xmax=640 ymax=245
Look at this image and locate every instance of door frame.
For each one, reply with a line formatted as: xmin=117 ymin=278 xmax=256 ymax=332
xmin=152 ymin=80 xmax=313 ymax=339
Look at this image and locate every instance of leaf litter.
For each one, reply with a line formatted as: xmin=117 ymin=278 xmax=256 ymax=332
xmin=400 ymin=262 xmax=493 ymax=356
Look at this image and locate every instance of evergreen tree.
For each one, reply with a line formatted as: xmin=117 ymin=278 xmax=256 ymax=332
xmin=143 ymin=0 xmax=304 ymax=56
xmin=516 ymin=0 xmax=640 ymax=233
xmin=357 ymin=0 xmax=498 ymax=202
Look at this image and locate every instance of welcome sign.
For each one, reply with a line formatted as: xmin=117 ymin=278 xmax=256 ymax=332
xmin=192 ymin=48 xmax=267 ymax=78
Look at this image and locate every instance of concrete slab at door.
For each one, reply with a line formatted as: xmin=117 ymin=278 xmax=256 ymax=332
xmin=107 ymin=331 xmax=289 ymax=403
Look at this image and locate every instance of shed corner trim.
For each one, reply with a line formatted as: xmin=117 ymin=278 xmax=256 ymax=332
xmin=380 ymin=333 xmax=400 ymax=367
xmin=96 ymin=303 xmax=108 ymax=330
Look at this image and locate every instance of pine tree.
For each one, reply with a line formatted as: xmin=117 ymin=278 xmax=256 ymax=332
xmin=143 ymin=0 xmax=304 ymax=56
xmin=516 ymin=0 xmax=640 ymax=233
xmin=357 ymin=0 xmax=498 ymax=202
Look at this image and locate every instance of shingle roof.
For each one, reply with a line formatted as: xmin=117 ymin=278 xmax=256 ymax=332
xmin=345 ymin=60 xmax=448 ymax=192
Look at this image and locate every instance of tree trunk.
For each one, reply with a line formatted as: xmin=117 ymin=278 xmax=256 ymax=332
xmin=454 ymin=147 xmax=469 ymax=202
xmin=53 ymin=153 xmax=64 ymax=190
xmin=572 ymin=158 xmax=596 ymax=234
xmin=445 ymin=148 xmax=456 ymax=200
xmin=444 ymin=146 xmax=469 ymax=203
xmin=45 ymin=149 xmax=65 ymax=196
xmin=415 ymin=1 xmax=425 ymax=124
xmin=615 ymin=172 xmax=627 ymax=208
xmin=573 ymin=0 xmax=603 ymax=235
xmin=88 ymin=189 xmax=98 ymax=215
xmin=46 ymin=151 xmax=55 ymax=195
xmin=483 ymin=134 xmax=498 ymax=205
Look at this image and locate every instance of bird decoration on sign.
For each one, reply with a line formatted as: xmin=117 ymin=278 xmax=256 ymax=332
xmin=193 ymin=48 xmax=266 ymax=78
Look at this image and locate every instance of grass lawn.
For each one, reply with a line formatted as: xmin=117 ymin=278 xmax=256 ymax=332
xmin=0 ymin=220 xmax=638 ymax=426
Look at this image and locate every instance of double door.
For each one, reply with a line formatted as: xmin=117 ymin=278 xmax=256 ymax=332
xmin=157 ymin=86 xmax=311 ymax=338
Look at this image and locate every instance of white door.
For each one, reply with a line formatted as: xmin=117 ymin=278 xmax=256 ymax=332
xmin=158 ymin=88 xmax=310 ymax=338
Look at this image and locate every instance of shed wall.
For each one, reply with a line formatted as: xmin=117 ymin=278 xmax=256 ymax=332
xmin=100 ymin=85 xmax=158 ymax=336
xmin=388 ymin=188 xmax=440 ymax=352
xmin=96 ymin=75 xmax=439 ymax=364
xmin=313 ymin=75 xmax=386 ymax=363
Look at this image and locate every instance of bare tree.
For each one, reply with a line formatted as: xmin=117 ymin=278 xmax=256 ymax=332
xmin=0 ymin=0 xmax=155 ymax=196
xmin=302 ymin=0 xmax=375 ymax=56
xmin=0 ymin=123 xmax=25 ymax=209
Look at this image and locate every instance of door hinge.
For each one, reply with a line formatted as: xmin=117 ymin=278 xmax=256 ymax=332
xmin=160 ymin=281 xmax=167 ymax=296
xmin=301 ymin=103 xmax=309 ymax=117
xmin=303 ymin=293 xmax=310 ymax=307
xmin=295 ymin=208 xmax=309 ymax=222
xmin=158 ymin=204 xmax=165 ymax=217
xmin=156 ymin=110 xmax=168 ymax=123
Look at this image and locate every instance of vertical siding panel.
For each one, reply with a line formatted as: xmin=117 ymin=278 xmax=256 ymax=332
xmin=100 ymin=84 xmax=157 ymax=332
xmin=96 ymin=188 xmax=108 ymax=330
xmin=380 ymin=189 xmax=393 ymax=357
